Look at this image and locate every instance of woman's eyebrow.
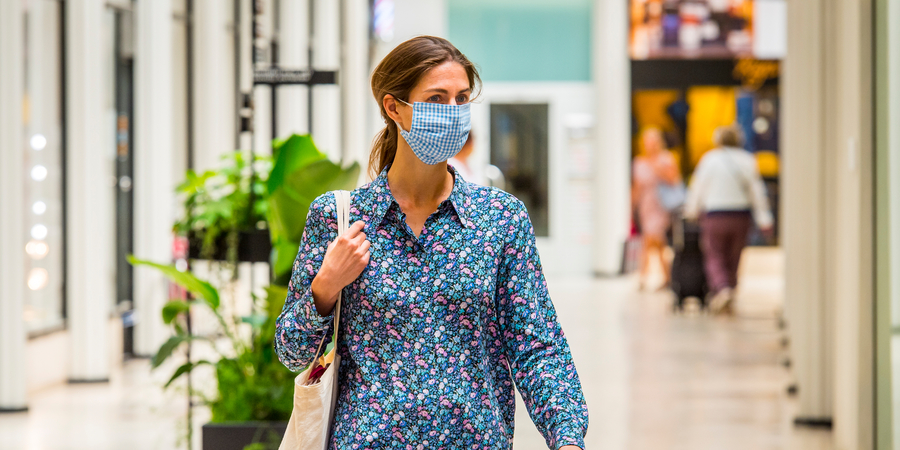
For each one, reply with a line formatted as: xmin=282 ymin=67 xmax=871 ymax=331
xmin=423 ymin=88 xmax=472 ymax=94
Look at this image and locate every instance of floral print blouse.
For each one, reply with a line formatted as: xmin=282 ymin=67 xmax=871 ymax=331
xmin=275 ymin=167 xmax=588 ymax=449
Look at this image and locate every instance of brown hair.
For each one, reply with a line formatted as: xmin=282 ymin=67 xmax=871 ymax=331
xmin=368 ymin=36 xmax=481 ymax=179
xmin=713 ymin=125 xmax=745 ymax=148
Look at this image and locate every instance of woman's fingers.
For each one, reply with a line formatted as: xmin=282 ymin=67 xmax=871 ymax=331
xmin=358 ymin=239 xmax=371 ymax=254
xmin=351 ymin=232 xmax=367 ymax=246
xmin=344 ymin=221 xmax=366 ymax=239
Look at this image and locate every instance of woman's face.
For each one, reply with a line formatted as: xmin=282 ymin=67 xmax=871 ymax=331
xmin=387 ymin=61 xmax=471 ymax=131
xmin=642 ymin=130 xmax=663 ymax=156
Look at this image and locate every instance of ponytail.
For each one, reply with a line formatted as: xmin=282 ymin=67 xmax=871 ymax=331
xmin=369 ymin=121 xmax=399 ymax=179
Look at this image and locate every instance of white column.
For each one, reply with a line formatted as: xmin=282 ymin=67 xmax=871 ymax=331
xmin=0 ymin=0 xmax=28 ymax=411
xmin=194 ymin=0 xmax=235 ymax=171
xmin=828 ymin=0 xmax=874 ymax=446
xmin=277 ymin=0 xmax=310 ymax=141
xmin=591 ymin=0 xmax=631 ymax=275
xmin=66 ymin=0 xmax=112 ymax=381
xmin=782 ymin=0 xmax=832 ymax=422
xmin=133 ymin=0 xmax=175 ymax=357
xmin=312 ymin=0 xmax=342 ymax=160
xmin=341 ymin=0 xmax=370 ymax=165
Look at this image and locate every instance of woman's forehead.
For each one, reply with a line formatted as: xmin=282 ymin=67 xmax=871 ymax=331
xmin=415 ymin=61 xmax=469 ymax=92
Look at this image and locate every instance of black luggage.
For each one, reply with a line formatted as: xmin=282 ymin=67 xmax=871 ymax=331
xmin=670 ymin=216 xmax=709 ymax=311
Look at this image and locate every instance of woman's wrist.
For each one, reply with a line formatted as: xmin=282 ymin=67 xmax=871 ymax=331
xmin=310 ymin=273 xmax=339 ymax=316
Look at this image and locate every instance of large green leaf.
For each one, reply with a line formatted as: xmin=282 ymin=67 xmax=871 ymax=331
xmin=267 ymin=188 xmax=312 ymax=246
xmin=152 ymin=334 xmax=190 ymax=368
xmin=268 ymin=160 xmax=360 ymax=252
xmin=164 ymin=359 xmax=212 ymax=388
xmin=270 ymin=241 xmax=300 ymax=283
xmin=268 ymin=134 xmax=327 ymax=195
xmin=161 ymin=300 xmax=194 ymax=324
xmin=266 ymin=134 xmax=360 ymax=250
xmin=128 ymin=255 xmax=220 ymax=309
xmin=265 ymin=285 xmax=288 ymax=320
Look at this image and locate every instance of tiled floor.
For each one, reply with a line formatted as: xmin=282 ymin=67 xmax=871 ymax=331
xmin=0 ymin=248 xmax=832 ymax=450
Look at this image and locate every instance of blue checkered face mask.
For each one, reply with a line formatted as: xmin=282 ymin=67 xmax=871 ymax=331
xmin=395 ymin=99 xmax=472 ymax=165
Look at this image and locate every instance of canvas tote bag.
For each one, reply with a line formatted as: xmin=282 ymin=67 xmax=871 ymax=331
xmin=279 ymin=190 xmax=351 ymax=450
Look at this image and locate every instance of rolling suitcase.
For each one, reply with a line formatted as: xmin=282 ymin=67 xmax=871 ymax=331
xmin=670 ymin=216 xmax=709 ymax=311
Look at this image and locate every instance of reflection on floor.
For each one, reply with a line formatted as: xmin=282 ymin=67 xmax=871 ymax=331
xmin=0 ymin=248 xmax=832 ymax=450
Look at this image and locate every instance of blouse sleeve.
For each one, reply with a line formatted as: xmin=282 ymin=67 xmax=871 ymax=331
xmin=496 ymin=198 xmax=589 ymax=449
xmin=275 ymin=194 xmax=338 ymax=372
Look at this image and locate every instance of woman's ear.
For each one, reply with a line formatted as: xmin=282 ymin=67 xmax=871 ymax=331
xmin=383 ymin=94 xmax=402 ymax=123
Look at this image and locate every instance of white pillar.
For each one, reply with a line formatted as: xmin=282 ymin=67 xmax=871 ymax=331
xmin=341 ymin=0 xmax=370 ymax=165
xmin=782 ymin=0 xmax=833 ymax=423
xmin=133 ymin=0 xmax=175 ymax=357
xmin=66 ymin=0 xmax=113 ymax=381
xmin=828 ymin=0 xmax=874 ymax=446
xmin=0 ymin=0 xmax=28 ymax=411
xmin=194 ymin=0 xmax=235 ymax=171
xmin=312 ymin=0 xmax=342 ymax=160
xmin=277 ymin=0 xmax=310 ymax=141
xmin=591 ymin=0 xmax=631 ymax=275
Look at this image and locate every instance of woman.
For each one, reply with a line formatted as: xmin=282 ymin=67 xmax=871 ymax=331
xmin=275 ymin=36 xmax=588 ymax=449
xmin=684 ymin=125 xmax=773 ymax=314
xmin=631 ymin=127 xmax=681 ymax=290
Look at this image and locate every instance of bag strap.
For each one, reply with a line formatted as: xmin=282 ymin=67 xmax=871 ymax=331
xmin=312 ymin=190 xmax=351 ymax=363
xmin=332 ymin=190 xmax=351 ymax=344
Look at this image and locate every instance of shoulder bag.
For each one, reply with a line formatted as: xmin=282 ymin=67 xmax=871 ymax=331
xmin=279 ymin=190 xmax=351 ymax=450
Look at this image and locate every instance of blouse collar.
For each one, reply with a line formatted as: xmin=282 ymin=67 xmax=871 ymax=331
xmin=365 ymin=164 xmax=474 ymax=232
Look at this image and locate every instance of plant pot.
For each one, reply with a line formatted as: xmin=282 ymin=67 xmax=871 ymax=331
xmin=202 ymin=421 xmax=288 ymax=450
xmin=188 ymin=229 xmax=272 ymax=263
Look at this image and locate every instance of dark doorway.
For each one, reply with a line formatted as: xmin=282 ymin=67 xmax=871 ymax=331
xmin=489 ymin=103 xmax=550 ymax=237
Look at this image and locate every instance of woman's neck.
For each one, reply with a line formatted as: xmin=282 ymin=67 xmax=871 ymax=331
xmin=386 ymin=143 xmax=454 ymax=206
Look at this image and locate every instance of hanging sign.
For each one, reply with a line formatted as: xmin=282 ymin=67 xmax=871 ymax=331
xmin=732 ymin=58 xmax=780 ymax=91
xmin=253 ymin=68 xmax=337 ymax=86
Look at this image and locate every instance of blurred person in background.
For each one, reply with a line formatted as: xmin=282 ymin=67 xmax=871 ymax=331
xmin=684 ymin=125 xmax=773 ymax=314
xmin=632 ymin=127 xmax=682 ymax=290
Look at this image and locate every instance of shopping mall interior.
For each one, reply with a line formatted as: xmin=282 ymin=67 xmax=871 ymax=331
xmin=0 ymin=0 xmax=898 ymax=449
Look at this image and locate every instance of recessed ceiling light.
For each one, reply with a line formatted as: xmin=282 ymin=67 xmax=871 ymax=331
xmin=30 ymin=134 xmax=47 ymax=151
xmin=31 ymin=165 xmax=48 ymax=181
xmin=31 ymin=224 xmax=48 ymax=240
xmin=27 ymin=268 xmax=49 ymax=290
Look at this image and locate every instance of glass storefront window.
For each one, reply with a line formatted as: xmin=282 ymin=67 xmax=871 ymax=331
xmin=22 ymin=0 xmax=65 ymax=334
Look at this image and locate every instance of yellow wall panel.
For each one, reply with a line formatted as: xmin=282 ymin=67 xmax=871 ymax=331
xmin=686 ymin=86 xmax=737 ymax=169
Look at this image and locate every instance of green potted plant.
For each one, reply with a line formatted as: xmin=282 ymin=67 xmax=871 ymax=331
xmin=131 ymin=134 xmax=359 ymax=450
xmin=174 ymin=151 xmax=272 ymax=263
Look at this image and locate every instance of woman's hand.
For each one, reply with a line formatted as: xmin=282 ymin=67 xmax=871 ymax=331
xmin=311 ymin=221 xmax=370 ymax=315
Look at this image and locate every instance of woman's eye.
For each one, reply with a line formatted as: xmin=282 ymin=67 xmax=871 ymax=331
xmin=456 ymin=95 xmax=469 ymax=104
xmin=428 ymin=95 xmax=442 ymax=102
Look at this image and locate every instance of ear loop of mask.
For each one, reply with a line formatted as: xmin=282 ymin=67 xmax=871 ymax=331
xmin=393 ymin=96 xmax=412 ymax=131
